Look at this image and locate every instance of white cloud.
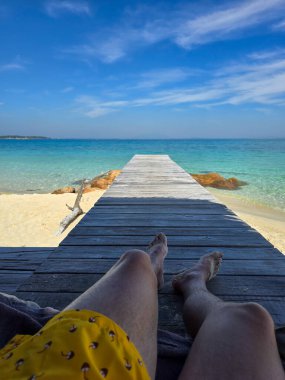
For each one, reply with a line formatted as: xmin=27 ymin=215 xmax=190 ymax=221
xmin=74 ymin=50 xmax=285 ymax=117
xmin=76 ymin=95 xmax=129 ymax=117
xmin=45 ymin=1 xmax=91 ymax=18
xmin=63 ymin=0 xmax=285 ymax=63
xmin=248 ymin=48 xmax=285 ymax=60
xmin=132 ymin=87 xmax=227 ymax=107
xmin=174 ymin=0 xmax=285 ymax=49
xmin=0 ymin=63 xmax=25 ymax=72
xmin=61 ymin=86 xmax=74 ymax=93
xmin=273 ymin=19 xmax=285 ymax=30
xmin=0 ymin=56 xmax=29 ymax=72
xmin=136 ymin=68 xmax=191 ymax=89
xmin=64 ymin=29 xmax=146 ymax=63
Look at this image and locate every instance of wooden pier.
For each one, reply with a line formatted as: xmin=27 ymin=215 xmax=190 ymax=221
xmin=1 ymin=155 xmax=285 ymax=335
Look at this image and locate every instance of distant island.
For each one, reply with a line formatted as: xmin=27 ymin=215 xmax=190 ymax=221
xmin=0 ymin=135 xmax=50 ymax=140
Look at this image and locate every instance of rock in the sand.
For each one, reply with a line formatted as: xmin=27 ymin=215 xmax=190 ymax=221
xmin=191 ymin=172 xmax=247 ymax=190
xmin=53 ymin=170 xmax=122 ymax=194
xmin=52 ymin=186 xmax=76 ymax=194
xmin=106 ymin=169 xmax=121 ymax=181
xmin=90 ymin=178 xmax=110 ymax=189
xmin=89 ymin=170 xmax=122 ymax=189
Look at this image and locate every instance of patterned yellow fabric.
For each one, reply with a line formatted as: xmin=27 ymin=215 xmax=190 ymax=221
xmin=0 ymin=309 xmax=151 ymax=380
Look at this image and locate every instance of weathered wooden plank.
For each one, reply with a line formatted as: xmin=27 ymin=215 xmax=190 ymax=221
xmin=0 ymin=248 xmax=52 ymax=293
xmin=61 ymin=234 xmax=270 ymax=247
xmin=105 ymin=183 xmax=209 ymax=188
xmin=18 ymin=271 xmax=285 ymax=295
xmin=0 ymin=260 xmax=45 ymax=270
xmin=105 ymin=185 xmax=208 ymax=190
xmin=80 ymin=215 xmax=246 ymax=228
xmin=82 ymin=213 xmax=238 ymax=221
xmin=18 ymin=273 xmax=102 ymax=292
xmin=112 ymin=180 xmax=199 ymax=184
xmin=0 ymin=248 xmax=54 ymax=254
xmin=68 ymin=226 xmax=256 ymax=237
xmin=53 ymin=246 xmax=283 ymax=260
xmin=96 ymin=198 xmax=220 ymax=206
xmin=0 ymin=270 xmax=34 ymax=276
xmin=163 ymin=276 xmax=285 ymax=297
xmin=104 ymin=191 xmax=212 ymax=196
xmin=104 ymin=185 xmax=215 ymax=194
xmin=32 ymin=259 xmax=285 ymax=276
xmin=88 ymin=205 xmax=231 ymax=215
xmin=0 ymin=272 xmax=34 ymax=293
xmin=0 ymin=254 xmax=50 ymax=261
xmin=113 ymin=183 xmax=196 ymax=187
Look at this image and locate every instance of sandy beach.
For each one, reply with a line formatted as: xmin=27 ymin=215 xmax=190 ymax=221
xmin=0 ymin=189 xmax=284 ymax=253
xmin=208 ymin=189 xmax=285 ymax=254
xmin=0 ymin=190 xmax=105 ymax=247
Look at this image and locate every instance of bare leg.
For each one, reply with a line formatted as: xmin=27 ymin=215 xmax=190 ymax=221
xmin=64 ymin=233 xmax=168 ymax=379
xmin=173 ymin=252 xmax=285 ymax=380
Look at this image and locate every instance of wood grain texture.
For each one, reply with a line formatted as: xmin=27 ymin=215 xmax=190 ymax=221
xmin=61 ymin=234 xmax=270 ymax=247
xmin=37 ymin=258 xmax=285 ymax=275
xmin=0 ymin=248 xmax=52 ymax=293
xmin=53 ymin=246 xmax=283 ymax=260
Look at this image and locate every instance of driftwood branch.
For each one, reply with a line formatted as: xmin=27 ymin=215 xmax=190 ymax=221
xmin=55 ymin=171 xmax=110 ymax=236
xmin=56 ymin=180 xmax=87 ymax=236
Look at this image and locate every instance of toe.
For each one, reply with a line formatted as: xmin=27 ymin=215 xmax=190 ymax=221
xmin=148 ymin=233 xmax=167 ymax=248
xmin=158 ymin=232 xmax=167 ymax=245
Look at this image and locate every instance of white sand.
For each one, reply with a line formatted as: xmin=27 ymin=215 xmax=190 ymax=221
xmin=0 ymin=189 xmax=284 ymax=254
xmin=0 ymin=191 xmax=105 ymax=247
xmin=208 ymin=189 xmax=285 ymax=254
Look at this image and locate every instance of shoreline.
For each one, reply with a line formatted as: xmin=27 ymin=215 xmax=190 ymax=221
xmin=0 ymin=189 xmax=284 ymax=254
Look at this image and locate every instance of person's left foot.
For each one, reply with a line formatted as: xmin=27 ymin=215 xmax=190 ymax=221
xmin=147 ymin=233 xmax=168 ymax=289
xmin=172 ymin=251 xmax=223 ymax=295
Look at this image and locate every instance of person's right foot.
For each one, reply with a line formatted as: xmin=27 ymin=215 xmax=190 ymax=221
xmin=172 ymin=251 xmax=223 ymax=293
xmin=147 ymin=233 xmax=168 ymax=289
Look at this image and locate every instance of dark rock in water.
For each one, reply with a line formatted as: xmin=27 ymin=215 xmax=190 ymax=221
xmin=190 ymin=172 xmax=247 ymax=190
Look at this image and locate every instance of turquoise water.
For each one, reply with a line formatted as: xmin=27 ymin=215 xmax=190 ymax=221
xmin=0 ymin=139 xmax=284 ymax=211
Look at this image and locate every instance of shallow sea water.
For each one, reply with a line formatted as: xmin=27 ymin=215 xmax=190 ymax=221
xmin=0 ymin=139 xmax=284 ymax=211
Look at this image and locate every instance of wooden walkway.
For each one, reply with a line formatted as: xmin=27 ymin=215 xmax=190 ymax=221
xmin=3 ymin=154 xmax=285 ymax=335
xmin=0 ymin=248 xmax=53 ymax=293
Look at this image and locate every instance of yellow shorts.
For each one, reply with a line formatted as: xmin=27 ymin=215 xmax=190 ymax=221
xmin=0 ymin=309 xmax=151 ymax=380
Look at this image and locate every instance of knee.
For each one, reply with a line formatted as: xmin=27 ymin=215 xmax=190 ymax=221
xmin=224 ymin=302 xmax=274 ymax=331
xmin=120 ymin=249 xmax=152 ymax=270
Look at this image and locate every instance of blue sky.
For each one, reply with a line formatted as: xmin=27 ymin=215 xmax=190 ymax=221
xmin=1 ymin=0 xmax=285 ymax=138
